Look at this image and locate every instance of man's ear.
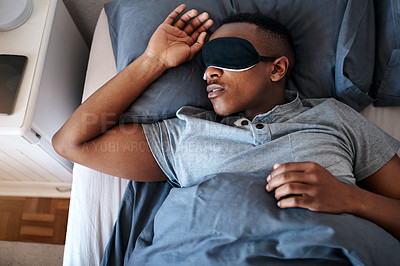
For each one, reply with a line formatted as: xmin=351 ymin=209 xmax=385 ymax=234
xmin=270 ymin=56 xmax=289 ymax=82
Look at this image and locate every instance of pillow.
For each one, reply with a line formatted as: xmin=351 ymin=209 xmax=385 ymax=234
xmin=104 ymin=0 xmax=375 ymax=123
xmin=371 ymin=0 xmax=400 ymax=106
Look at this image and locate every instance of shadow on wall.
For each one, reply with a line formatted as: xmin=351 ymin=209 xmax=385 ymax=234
xmin=62 ymin=0 xmax=113 ymax=45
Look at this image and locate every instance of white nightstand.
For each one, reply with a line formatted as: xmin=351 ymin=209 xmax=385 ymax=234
xmin=0 ymin=0 xmax=88 ymax=197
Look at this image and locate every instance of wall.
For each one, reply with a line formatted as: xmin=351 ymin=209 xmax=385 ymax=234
xmin=62 ymin=0 xmax=113 ymax=45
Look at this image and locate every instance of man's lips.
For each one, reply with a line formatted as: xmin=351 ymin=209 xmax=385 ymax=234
xmin=207 ymin=84 xmax=225 ymax=99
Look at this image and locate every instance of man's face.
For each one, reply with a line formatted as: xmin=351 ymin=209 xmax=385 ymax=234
xmin=204 ymin=23 xmax=282 ymax=119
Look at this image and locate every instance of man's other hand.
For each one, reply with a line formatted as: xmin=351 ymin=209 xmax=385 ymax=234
xmin=266 ymin=162 xmax=353 ymax=214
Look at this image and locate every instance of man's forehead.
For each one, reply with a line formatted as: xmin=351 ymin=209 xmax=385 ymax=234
xmin=210 ymin=22 xmax=258 ymax=40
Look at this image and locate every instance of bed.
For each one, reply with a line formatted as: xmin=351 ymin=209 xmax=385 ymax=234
xmin=63 ymin=0 xmax=400 ymax=265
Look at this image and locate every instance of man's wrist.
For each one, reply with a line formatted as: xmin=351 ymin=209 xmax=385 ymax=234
xmin=139 ymin=52 xmax=169 ymax=74
xmin=344 ymin=184 xmax=368 ymax=215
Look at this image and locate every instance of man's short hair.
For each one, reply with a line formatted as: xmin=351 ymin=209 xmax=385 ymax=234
xmin=221 ymin=13 xmax=295 ymax=75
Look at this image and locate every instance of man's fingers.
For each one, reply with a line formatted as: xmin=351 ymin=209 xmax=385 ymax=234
xmin=164 ymin=4 xmax=188 ymax=25
xmin=269 ymin=162 xmax=320 ymax=182
xmin=182 ymin=12 xmax=210 ymax=35
xmin=277 ymin=195 xmax=313 ymax=210
xmin=266 ymin=172 xmax=308 ymax=192
xmin=189 ymin=18 xmax=214 ymax=43
xmin=274 ymin=183 xmax=310 ymax=201
xmin=188 ymin=32 xmax=207 ymax=60
xmin=163 ymin=6 xmax=213 ymax=51
xmin=172 ymin=9 xmax=198 ymax=29
xmin=274 ymin=162 xmax=316 ymax=174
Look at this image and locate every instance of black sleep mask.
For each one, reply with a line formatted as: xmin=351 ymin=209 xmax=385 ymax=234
xmin=202 ymin=37 xmax=277 ymax=79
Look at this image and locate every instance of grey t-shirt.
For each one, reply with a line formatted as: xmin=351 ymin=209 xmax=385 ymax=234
xmin=142 ymin=91 xmax=400 ymax=188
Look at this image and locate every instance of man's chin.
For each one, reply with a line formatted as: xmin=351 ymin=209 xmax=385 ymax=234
xmin=212 ymin=105 xmax=234 ymax=117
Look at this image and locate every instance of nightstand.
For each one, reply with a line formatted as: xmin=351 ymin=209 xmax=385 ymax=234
xmin=0 ymin=0 xmax=88 ymax=197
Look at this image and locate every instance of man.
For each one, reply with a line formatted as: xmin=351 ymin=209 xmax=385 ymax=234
xmin=52 ymin=4 xmax=400 ymax=241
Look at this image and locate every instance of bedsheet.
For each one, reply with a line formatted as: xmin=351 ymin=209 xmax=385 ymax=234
xmin=63 ymin=8 xmax=400 ymax=266
xmin=63 ymin=165 xmax=129 ymax=265
xmin=102 ymin=173 xmax=400 ymax=265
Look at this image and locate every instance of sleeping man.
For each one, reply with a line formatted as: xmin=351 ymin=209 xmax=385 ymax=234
xmin=53 ymin=3 xmax=400 ymax=253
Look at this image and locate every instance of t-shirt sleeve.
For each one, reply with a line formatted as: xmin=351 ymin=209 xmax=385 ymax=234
xmin=142 ymin=118 xmax=184 ymax=187
xmin=330 ymin=100 xmax=400 ymax=181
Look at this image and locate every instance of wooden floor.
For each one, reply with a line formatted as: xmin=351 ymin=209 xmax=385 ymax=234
xmin=0 ymin=196 xmax=69 ymax=245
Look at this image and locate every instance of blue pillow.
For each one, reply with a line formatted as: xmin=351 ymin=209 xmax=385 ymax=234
xmin=371 ymin=0 xmax=400 ymax=106
xmin=104 ymin=0 xmax=375 ymax=123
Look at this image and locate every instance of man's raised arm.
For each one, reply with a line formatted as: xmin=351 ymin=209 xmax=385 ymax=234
xmin=52 ymin=4 xmax=213 ymax=181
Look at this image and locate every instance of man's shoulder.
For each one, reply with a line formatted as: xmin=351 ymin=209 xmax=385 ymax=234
xmin=298 ymin=97 xmax=365 ymax=126
xmin=302 ymin=97 xmax=359 ymax=114
xmin=302 ymin=97 xmax=340 ymax=107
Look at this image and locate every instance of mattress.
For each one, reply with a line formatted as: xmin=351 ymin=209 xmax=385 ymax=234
xmin=62 ymin=8 xmax=400 ymax=266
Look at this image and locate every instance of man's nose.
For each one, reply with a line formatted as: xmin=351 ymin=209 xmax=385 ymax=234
xmin=203 ymin=66 xmax=224 ymax=80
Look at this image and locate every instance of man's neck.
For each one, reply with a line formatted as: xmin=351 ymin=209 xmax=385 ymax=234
xmin=244 ymin=87 xmax=286 ymax=120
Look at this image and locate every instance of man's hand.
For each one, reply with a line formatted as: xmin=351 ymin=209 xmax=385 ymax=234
xmin=144 ymin=4 xmax=214 ymax=69
xmin=266 ymin=162 xmax=353 ymax=213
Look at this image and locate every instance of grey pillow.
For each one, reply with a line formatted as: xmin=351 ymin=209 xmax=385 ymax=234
xmin=371 ymin=0 xmax=400 ymax=106
xmin=104 ymin=0 xmax=375 ymax=123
